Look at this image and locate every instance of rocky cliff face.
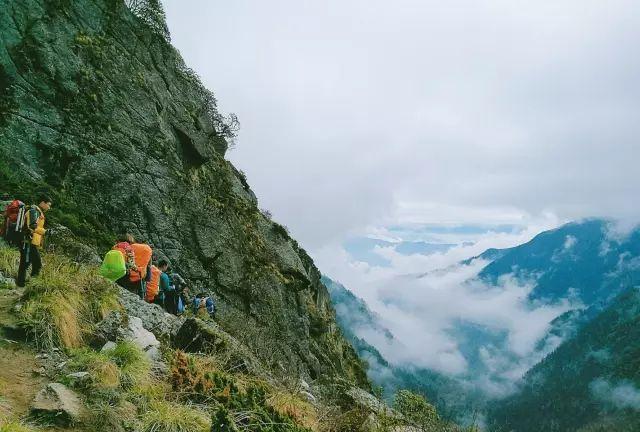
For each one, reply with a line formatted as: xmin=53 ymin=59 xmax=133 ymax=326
xmin=0 ymin=0 xmax=367 ymax=387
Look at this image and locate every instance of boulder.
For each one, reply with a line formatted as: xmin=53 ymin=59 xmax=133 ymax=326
xmin=101 ymin=341 xmax=117 ymax=352
xmin=31 ymin=383 xmax=85 ymax=425
xmin=117 ymin=288 xmax=183 ymax=339
xmin=125 ymin=316 xmax=160 ymax=352
xmin=66 ymin=371 xmax=91 ymax=386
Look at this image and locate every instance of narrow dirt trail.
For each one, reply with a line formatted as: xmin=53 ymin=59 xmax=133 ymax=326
xmin=0 ymin=286 xmax=47 ymax=421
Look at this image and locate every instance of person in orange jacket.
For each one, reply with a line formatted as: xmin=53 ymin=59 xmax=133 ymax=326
xmin=16 ymin=194 xmax=52 ymax=287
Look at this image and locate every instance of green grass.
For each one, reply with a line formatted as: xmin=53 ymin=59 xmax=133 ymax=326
xmin=0 ymin=247 xmax=19 ymax=277
xmin=140 ymin=400 xmax=210 ymax=432
xmin=0 ymin=420 xmax=39 ymax=432
xmin=67 ymin=348 xmax=120 ymax=390
xmin=68 ymin=341 xmax=150 ymax=390
xmin=107 ymin=341 xmax=151 ymax=388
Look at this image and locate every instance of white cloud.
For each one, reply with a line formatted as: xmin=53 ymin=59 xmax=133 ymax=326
xmin=163 ymin=0 xmax=640 ymax=249
xmin=314 ymin=223 xmax=576 ymax=396
xmin=591 ymin=379 xmax=640 ymax=410
xmin=552 ymin=235 xmax=578 ymax=262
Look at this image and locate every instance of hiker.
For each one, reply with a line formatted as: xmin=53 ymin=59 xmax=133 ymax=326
xmin=16 ymin=195 xmax=52 ymax=287
xmin=157 ymin=259 xmax=173 ymax=309
xmin=192 ymin=292 xmax=216 ymax=319
xmin=130 ymin=242 xmax=153 ymax=300
xmin=162 ymin=269 xmax=187 ymax=315
xmin=112 ymin=234 xmax=137 ymax=291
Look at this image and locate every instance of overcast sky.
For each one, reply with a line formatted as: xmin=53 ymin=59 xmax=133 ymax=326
xmin=162 ymin=0 xmax=640 ymax=249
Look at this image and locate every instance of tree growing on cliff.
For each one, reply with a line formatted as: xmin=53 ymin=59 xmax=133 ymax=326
xmin=125 ymin=0 xmax=171 ymax=41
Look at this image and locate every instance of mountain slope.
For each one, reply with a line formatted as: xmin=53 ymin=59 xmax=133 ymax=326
xmin=323 ymin=276 xmax=484 ymax=423
xmin=488 ymin=287 xmax=640 ymax=431
xmin=479 ymin=220 xmax=640 ymax=306
xmin=0 ymin=0 xmax=366 ymax=386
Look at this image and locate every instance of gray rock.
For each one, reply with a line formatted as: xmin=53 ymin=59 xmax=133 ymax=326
xmin=300 ymin=379 xmax=311 ymax=392
xmin=173 ymin=317 xmax=263 ymax=375
xmin=125 ymin=316 xmax=160 ymax=352
xmin=31 ymin=383 xmax=85 ymax=425
xmin=94 ymin=310 xmax=126 ymax=346
xmin=300 ymin=391 xmax=317 ymax=404
xmin=344 ymin=387 xmax=403 ymax=422
xmin=101 ymin=341 xmax=117 ymax=352
xmin=66 ymin=371 xmax=91 ymax=386
xmin=145 ymin=345 xmax=163 ymax=363
xmin=0 ymin=272 xmax=15 ymax=288
xmin=117 ymin=288 xmax=183 ymax=339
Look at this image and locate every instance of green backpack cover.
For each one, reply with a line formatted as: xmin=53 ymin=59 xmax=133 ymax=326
xmin=100 ymin=249 xmax=126 ymax=281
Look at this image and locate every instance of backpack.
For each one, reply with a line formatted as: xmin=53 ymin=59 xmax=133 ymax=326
xmin=100 ymin=250 xmax=127 ymax=282
xmin=2 ymin=200 xmax=27 ymax=247
xmin=129 ymin=243 xmax=152 ymax=282
xmin=177 ymin=296 xmax=185 ymax=314
xmin=145 ymin=265 xmax=161 ymax=303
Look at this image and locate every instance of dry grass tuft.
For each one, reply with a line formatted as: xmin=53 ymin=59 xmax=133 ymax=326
xmin=267 ymin=390 xmax=319 ymax=431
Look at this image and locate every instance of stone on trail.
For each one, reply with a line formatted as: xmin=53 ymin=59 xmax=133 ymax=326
xmin=31 ymin=382 xmax=85 ymax=425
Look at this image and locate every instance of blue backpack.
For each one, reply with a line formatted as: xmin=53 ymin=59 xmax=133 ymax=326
xmin=177 ymin=296 xmax=185 ymax=314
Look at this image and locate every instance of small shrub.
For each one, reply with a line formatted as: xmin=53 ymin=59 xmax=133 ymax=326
xmin=170 ymin=351 xmax=236 ymax=403
xmin=85 ymin=400 xmax=136 ymax=432
xmin=68 ymin=348 xmax=120 ymax=390
xmin=127 ymin=381 xmax=169 ymax=412
xmin=211 ymin=406 xmax=239 ymax=432
xmin=68 ymin=341 xmax=150 ymax=391
xmin=106 ymin=341 xmax=151 ymax=388
xmin=140 ymin=400 xmax=210 ymax=432
xmin=393 ymin=389 xmax=440 ymax=430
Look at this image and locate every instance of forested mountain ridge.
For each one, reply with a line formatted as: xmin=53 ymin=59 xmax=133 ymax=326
xmin=488 ymin=286 xmax=640 ymax=431
xmin=327 ymin=220 xmax=640 ymax=430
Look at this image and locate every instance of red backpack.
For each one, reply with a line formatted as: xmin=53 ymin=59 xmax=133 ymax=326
xmin=2 ymin=200 xmax=26 ymax=246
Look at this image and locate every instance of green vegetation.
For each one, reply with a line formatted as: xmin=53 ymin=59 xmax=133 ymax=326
xmin=170 ymin=350 xmax=312 ymax=431
xmin=394 ymin=389 xmax=440 ymax=429
xmin=140 ymin=400 xmax=209 ymax=432
xmin=0 ymin=420 xmax=39 ymax=432
xmin=488 ymin=287 xmax=640 ymax=431
xmin=11 ymin=249 xmax=119 ymax=349
xmin=67 ymin=341 xmax=150 ymax=392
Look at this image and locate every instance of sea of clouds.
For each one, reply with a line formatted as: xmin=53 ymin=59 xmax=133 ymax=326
xmin=314 ymin=218 xmax=582 ymax=397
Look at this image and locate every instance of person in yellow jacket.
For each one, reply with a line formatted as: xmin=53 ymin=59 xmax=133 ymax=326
xmin=16 ymin=195 xmax=52 ymax=287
